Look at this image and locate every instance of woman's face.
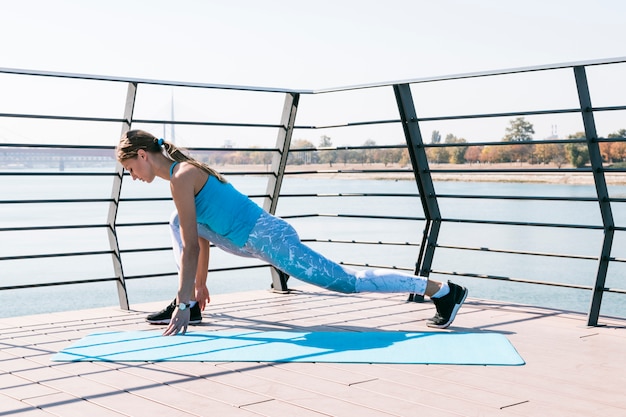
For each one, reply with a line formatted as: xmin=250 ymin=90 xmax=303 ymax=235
xmin=121 ymin=150 xmax=155 ymax=183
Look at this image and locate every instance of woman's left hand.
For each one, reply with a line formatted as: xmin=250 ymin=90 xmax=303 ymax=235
xmin=195 ymin=285 xmax=211 ymax=311
xmin=163 ymin=306 xmax=190 ymax=336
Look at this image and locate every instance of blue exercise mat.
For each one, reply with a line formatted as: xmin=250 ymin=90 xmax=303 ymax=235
xmin=51 ymin=330 xmax=524 ymax=365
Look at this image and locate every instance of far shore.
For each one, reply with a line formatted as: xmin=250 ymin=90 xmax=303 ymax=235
xmin=215 ymin=162 xmax=626 ymax=185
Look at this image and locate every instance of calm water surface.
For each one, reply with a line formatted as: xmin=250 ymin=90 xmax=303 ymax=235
xmin=1 ymin=170 xmax=624 ymax=319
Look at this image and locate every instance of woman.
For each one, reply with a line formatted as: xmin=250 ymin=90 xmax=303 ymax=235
xmin=116 ymin=130 xmax=468 ymax=336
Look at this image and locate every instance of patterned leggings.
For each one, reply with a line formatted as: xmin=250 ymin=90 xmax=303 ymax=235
xmin=169 ymin=211 xmax=427 ymax=295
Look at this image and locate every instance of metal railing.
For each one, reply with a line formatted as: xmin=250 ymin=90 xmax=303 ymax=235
xmin=1 ymin=57 xmax=625 ymax=325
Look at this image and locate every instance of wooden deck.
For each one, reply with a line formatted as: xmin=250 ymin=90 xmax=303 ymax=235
xmin=1 ymin=285 xmax=625 ymax=417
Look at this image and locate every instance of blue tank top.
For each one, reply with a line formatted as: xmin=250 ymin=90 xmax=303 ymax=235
xmin=170 ymin=162 xmax=263 ymax=247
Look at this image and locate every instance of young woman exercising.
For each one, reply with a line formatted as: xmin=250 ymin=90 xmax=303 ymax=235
xmin=116 ymin=130 xmax=468 ymax=336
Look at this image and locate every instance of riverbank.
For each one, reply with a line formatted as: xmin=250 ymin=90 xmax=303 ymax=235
xmin=216 ymin=162 xmax=626 ymax=185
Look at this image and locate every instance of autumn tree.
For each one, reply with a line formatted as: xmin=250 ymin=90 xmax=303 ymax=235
xmin=565 ymin=132 xmax=590 ymax=168
xmin=427 ymin=131 xmax=449 ymax=164
xmin=445 ymin=134 xmax=468 ymax=164
xmin=317 ymin=135 xmax=337 ymax=167
xmin=533 ymin=143 xmax=567 ymax=167
xmin=399 ymin=148 xmax=411 ymax=167
xmin=480 ymin=145 xmax=508 ymax=163
xmin=464 ymin=146 xmax=483 ymax=165
xmin=288 ymin=139 xmax=316 ymax=165
xmin=362 ymin=139 xmax=377 ymax=164
xmin=504 ymin=117 xmax=535 ymax=142
xmin=428 ymin=144 xmax=449 ymax=164
xmin=503 ymin=117 xmax=535 ymax=163
xmin=606 ymin=129 xmax=626 ymax=163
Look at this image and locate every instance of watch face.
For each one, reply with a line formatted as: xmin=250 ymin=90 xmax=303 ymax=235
xmin=178 ymin=303 xmax=187 ymax=311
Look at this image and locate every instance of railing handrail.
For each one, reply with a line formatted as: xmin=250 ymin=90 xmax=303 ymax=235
xmin=2 ymin=55 xmax=625 ymax=95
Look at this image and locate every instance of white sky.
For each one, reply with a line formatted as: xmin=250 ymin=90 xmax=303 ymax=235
xmin=0 ymin=0 xmax=625 ymax=146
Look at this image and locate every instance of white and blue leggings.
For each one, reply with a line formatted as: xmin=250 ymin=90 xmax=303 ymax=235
xmin=169 ymin=211 xmax=427 ymax=295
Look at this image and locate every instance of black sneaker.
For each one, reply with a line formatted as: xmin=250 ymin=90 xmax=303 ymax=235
xmin=427 ymin=281 xmax=468 ymax=329
xmin=146 ymin=298 xmax=202 ymax=325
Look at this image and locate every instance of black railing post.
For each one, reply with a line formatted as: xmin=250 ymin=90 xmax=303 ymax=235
xmin=108 ymin=81 xmax=137 ymax=310
xmin=573 ymin=66 xmax=615 ymax=326
xmin=264 ymin=92 xmax=300 ymax=292
xmin=394 ymin=84 xmax=442 ymax=302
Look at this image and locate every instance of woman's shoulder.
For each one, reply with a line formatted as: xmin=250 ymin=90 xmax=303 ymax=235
xmin=170 ymin=162 xmax=208 ymax=191
xmin=172 ymin=161 xmax=205 ymax=175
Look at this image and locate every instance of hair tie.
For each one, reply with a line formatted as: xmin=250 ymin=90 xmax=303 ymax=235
xmin=157 ymin=138 xmax=164 ymax=147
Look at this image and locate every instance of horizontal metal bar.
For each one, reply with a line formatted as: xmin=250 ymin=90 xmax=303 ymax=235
xmin=119 ymin=246 xmax=172 ymax=254
xmin=0 ymin=112 xmax=125 ymax=123
xmin=115 ymin=221 xmax=168 ymax=228
xmin=119 ymin=197 xmax=172 ymax=203
xmin=0 ymin=277 xmax=120 ymax=291
xmin=421 ymin=103 xmax=626 ymax=126
xmin=0 ymin=250 xmax=114 ymax=262
xmin=124 ymin=263 xmax=270 ymax=281
xmin=279 ymin=192 xmax=419 ymax=198
xmin=287 ymin=144 xmax=407 ymax=152
xmin=323 ymin=213 xmax=426 ymax=222
xmin=425 ymin=138 xmax=586 ymax=148
xmin=185 ymin=146 xmax=278 ymax=152
xmin=0 ymin=143 xmax=115 ymax=150
xmin=133 ymin=118 xmax=284 ymax=129
xmin=0 ymin=224 xmax=109 ymax=233
xmin=418 ymin=107 xmax=583 ymax=123
xmin=435 ymin=243 xmax=599 ymax=261
xmin=284 ymin=168 xmax=414 ymax=176
xmin=442 ymin=217 xmax=604 ymax=230
xmin=592 ymin=105 xmax=626 ymax=113
xmin=1 ymin=199 xmax=114 ymax=204
xmin=339 ymin=261 xmax=413 ymax=272
xmin=295 ymin=119 xmax=400 ymax=130
xmin=430 ymin=168 xmax=593 ymax=174
xmin=435 ymin=194 xmax=600 ymax=202
xmin=432 ymin=269 xmax=595 ymax=290
xmin=122 ymin=272 xmax=176 ymax=280
xmin=0 ymin=172 xmax=117 ymax=177
xmin=431 ymin=270 xmax=626 ymax=295
xmin=302 ymin=238 xmax=420 ymax=247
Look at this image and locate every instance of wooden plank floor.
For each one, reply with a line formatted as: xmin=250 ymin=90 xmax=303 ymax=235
xmin=1 ymin=284 xmax=625 ymax=417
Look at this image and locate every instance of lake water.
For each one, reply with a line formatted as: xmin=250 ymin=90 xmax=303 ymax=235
xmin=1 ymin=170 xmax=624 ymax=319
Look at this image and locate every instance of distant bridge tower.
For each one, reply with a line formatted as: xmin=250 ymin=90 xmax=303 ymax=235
xmin=546 ymin=124 xmax=558 ymax=140
xmin=162 ymin=90 xmax=176 ymax=144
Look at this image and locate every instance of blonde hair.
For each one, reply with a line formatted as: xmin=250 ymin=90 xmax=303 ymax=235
xmin=117 ymin=129 xmax=226 ymax=183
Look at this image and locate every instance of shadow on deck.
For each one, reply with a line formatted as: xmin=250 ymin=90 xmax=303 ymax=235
xmin=1 ymin=285 xmax=625 ymax=417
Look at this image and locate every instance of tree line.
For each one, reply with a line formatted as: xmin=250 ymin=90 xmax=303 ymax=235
xmin=426 ymin=118 xmax=626 ymax=168
xmin=197 ymin=118 xmax=626 ymax=168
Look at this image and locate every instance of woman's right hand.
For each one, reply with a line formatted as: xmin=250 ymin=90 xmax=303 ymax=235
xmin=163 ymin=305 xmax=190 ymax=336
